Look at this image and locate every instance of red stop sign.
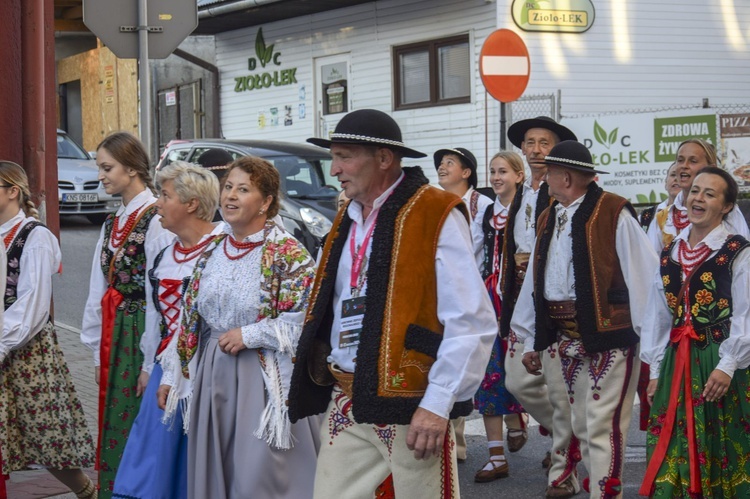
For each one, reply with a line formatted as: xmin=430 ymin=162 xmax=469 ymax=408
xmin=479 ymin=29 xmax=531 ymax=103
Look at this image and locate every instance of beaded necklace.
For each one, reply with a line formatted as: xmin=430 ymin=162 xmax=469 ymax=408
xmin=223 ymin=235 xmax=263 ymax=260
xmin=678 ymin=239 xmax=711 ymax=276
xmin=3 ymin=220 xmax=23 ymax=249
xmin=173 ymin=236 xmax=213 ymax=264
xmin=110 ymin=203 xmax=146 ymax=248
xmin=672 ymin=208 xmax=690 ymax=231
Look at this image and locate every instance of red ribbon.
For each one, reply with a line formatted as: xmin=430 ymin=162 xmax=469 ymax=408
xmin=484 ymin=272 xmax=502 ymax=317
xmin=640 ymin=323 xmax=702 ymax=496
xmin=96 ymin=286 xmax=123 ymax=470
xmin=156 ymin=279 xmax=183 ymax=355
xmin=0 ymin=447 xmax=7 ymax=499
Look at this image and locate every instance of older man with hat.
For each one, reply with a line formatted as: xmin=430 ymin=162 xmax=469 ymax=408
xmin=289 ymin=109 xmax=496 ymax=498
xmin=511 ymin=141 xmax=658 ymax=498
xmin=499 ymin=116 xmax=582 ymax=494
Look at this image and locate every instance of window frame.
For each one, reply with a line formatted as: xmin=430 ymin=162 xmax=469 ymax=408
xmin=392 ymin=34 xmax=472 ymax=111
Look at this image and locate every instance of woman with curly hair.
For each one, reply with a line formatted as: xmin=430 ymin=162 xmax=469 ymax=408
xmin=641 ymin=167 xmax=750 ymax=498
xmin=159 ymin=156 xmax=320 ymax=498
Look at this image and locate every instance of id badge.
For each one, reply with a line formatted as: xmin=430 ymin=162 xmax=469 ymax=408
xmin=339 ymin=296 xmax=366 ymax=349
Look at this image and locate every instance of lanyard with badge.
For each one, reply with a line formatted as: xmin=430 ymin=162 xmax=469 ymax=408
xmin=338 ymin=219 xmax=376 ymax=350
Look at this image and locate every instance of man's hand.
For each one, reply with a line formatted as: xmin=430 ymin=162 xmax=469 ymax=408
xmin=703 ymin=369 xmax=731 ymax=402
xmin=157 ymin=385 xmax=171 ymax=410
xmin=95 ymin=366 xmax=100 ymax=385
xmin=136 ymin=371 xmax=150 ymax=397
xmin=218 ymin=328 xmax=246 ymax=356
xmin=406 ymin=408 xmax=448 ymax=460
xmin=522 ymin=351 xmax=542 ymax=376
xmin=646 ymin=379 xmax=658 ymax=406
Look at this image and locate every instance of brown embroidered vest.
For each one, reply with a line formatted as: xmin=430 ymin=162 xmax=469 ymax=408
xmin=288 ymin=167 xmax=473 ymax=425
xmin=533 ymin=183 xmax=638 ymax=353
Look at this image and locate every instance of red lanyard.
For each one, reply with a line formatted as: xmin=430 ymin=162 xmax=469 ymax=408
xmin=349 ymin=219 xmax=377 ymax=292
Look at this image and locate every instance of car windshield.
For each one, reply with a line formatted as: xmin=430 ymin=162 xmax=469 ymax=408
xmin=57 ymin=133 xmax=90 ymax=160
xmin=268 ymin=155 xmax=338 ymax=199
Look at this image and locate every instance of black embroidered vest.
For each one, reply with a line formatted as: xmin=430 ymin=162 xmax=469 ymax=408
xmin=639 ymin=205 xmax=657 ymax=232
xmin=481 ymin=204 xmax=505 ymax=281
xmin=5 ymin=221 xmax=43 ymax=310
xmin=499 ymin=182 xmax=550 ymax=337
xmin=661 ymin=235 xmax=750 ymax=348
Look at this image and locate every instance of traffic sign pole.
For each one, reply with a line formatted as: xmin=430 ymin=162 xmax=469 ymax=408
xmin=138 ymin=0 xmax=152 ymax=156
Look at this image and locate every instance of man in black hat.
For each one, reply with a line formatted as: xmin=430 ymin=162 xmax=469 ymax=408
xmin=500 ymin=116 xmax=580 ymax=494
xmin=289 ymin=109 xmax=496 ymax=498
xmin=511 ymin=140 xmax=658 ymax=498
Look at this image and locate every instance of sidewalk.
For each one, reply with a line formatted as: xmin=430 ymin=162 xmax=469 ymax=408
xmin=6 ymin=323 xmax=97 ymax=499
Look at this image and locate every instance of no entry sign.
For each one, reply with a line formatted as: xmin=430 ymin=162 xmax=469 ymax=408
xmin=480 ymin=29 xmax=531 ymax=103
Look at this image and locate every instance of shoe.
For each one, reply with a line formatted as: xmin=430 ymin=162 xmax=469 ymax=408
xmin=542 ymin=451 xmax=552 ymax=469
xmin=507 ymin=428 xmax=528 ymax=452
xmin=474 ymin=459 xmax=509 ymax=482
xmin=545 ymin=476 xmax=578 ymax=498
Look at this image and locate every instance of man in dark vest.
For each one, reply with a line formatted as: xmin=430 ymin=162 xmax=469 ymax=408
xmin=500 ymin=116 xmax=581 ymax=496
xmin=511 ymin=141 xmax=658 ymax=498
xmin=289 ymin=109 xmax=496 ymax=498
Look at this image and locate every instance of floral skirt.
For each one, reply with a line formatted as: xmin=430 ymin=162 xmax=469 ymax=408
xmin=0 ymin=321 xmax=95 ymax=475
xmin=646 ymin=341 xmax=750 ymax=498
xmin=474 ymin=335 xmax=524 ymax=416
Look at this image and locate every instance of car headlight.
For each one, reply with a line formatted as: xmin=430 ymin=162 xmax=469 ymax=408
xmin=299 ymin=207 xmax=332 ymax=238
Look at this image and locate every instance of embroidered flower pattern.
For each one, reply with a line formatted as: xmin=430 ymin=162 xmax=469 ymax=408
xmin=700 ymin=272 xmax=713 ymax=283
xmin=666 ymin=292 xmax=678 ymax=309
xmin=695 ymin=289 xmax=713 ymax=306
xmin=389 ymin=370 xmax=407 ymax=389
xmin=718 ymin=298 xmax=729 ymax=310
xmin=691 ymin=272 xmax=731 ymax=325
xmin=662 ymin=275 xmax=670 ymax=286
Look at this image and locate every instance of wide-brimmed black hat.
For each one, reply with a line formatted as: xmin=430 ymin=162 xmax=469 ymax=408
xmin=433 ymin=147 xmax=478 ymax=188
xmin=507 ymin=116 xmax=577 ymax=149
xmin=307 ymin=109 xmax=426 ymax=158
xmin=544 ymin=140 xmax=608 ymax=174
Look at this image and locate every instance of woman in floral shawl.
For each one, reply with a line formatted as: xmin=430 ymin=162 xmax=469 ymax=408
xmin=159 ymin=156 xmax=319 ymax=499
xmin=640 ymin=167 xmax=750 ymax=498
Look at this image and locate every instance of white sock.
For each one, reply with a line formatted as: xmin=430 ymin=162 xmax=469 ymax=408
xmin=483 ymin=441 xmax=506 ymax=470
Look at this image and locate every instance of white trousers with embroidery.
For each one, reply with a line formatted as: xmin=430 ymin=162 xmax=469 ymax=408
xmin=314 ymin=386 xmax=459 ymax=499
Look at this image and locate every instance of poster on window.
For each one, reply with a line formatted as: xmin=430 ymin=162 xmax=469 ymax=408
xmin=321 ymin=62 xmax=347 ymax=116
xmin=719 ymin=113 xmax=750 ymax=191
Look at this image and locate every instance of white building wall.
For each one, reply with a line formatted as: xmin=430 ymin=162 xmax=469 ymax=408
xmin=216 ymin=0 xmax=498 ymax=185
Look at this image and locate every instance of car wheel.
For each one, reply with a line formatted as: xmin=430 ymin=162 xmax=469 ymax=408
xmin=86 ymin=213 xmax=109 ymax=225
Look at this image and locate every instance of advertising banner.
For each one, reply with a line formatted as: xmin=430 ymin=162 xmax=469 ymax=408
xmin=719 ymin=113 xmax=750 ymax=191
xmin=562 ymin=109 xmax=719 ymax=203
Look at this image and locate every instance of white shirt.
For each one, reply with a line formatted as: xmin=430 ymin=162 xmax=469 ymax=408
xmin=640 ymin=223 xmax=750 ymax=380
xmin=81 ymin=189 xmax=174 ymax=373
xmin=647 ymin=191 xmax=750 ymax=253
xmin=510 ymin=195 xmax=659 ymax=354
xmin=329 ymin=172 xmax=497 ymax=419
xmin=513 ymin=178 xmax=546 ymax=255
xmin=460 ymin=187 xmax=493 ymax=268
xmin=0 ymin=211 xmax=56 ymax=363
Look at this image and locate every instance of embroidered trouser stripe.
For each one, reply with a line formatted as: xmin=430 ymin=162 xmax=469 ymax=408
xmin=314 ymin=386 xmax=459 ymax=499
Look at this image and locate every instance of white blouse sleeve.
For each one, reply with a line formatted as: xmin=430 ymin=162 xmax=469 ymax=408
xmin=716 ymin=247 xmax=750 ymax=378
xmin=646 ymin=213 xmax=666 ymax=255
xmin=726 ymin=205 xmax=750 ymax=239
xmin=638 ymin=261 xmax=674 ymax=379
xmin=81 ymin=223 xmax=108 ymax=366
xmin=140 ymin=215 xmax=175 ymax=374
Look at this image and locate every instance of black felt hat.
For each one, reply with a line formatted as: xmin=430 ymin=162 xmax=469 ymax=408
xmin=507 ymin=116 xmax=578 ymax=149
xmin=433 ymin=147 xmax=478 ymax=188
xmin=197 ymin=148 xmax=234 ymax=171
xmin=307 ymin=109 xmax=426 ymax=158
xmin=544 ymin=140 xmax=608 ymax=174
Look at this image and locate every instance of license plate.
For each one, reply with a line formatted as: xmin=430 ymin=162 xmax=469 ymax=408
xmin=63 ymin=193 xmax=98 ymax=202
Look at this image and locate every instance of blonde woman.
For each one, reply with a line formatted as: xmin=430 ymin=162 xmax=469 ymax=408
xmin=0 ymin=161 xmax=96 ymax=498
xmin=474 ymin=151 xmax=528 ymax=482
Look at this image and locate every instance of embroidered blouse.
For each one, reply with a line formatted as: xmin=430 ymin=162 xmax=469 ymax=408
xmin=460 ymin=187 xmax=493 ymax=267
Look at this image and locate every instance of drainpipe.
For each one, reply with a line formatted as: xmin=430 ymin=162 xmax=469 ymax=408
xmin=173 ymin=48 xmax=222 ymax=138
xmin=199 ymin=0 xmax=287 ymax=19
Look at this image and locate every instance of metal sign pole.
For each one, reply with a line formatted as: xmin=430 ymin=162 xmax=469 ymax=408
xmin=500 ymin=101 xmax=507 ymax=151
xmin=138 ymin=0 xmax=152 ymax=156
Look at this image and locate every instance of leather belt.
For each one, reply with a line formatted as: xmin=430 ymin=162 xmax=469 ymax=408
xmin=328 ymin=364 xmax=354 ymax=400
xmin=513 ymin=253 xmax=530 ymax=295
xmin=545 ymin=300 xmax=581 ymax=339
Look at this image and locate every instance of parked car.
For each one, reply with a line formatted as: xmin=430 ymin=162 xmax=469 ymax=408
xmin=57 ymin=129 xmax=121 ymax=224
xmin=157 ymin=139 xmax=338 ymax=252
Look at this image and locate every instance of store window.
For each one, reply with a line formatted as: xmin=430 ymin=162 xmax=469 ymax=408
xmin=393 ymin=34 xmax=471 ymax=110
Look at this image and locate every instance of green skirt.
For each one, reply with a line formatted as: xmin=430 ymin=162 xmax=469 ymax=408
xmin=98 ymin=300 xmax=146 ymax=499
xmin=646 ymin=341 xmax=750 ymax=498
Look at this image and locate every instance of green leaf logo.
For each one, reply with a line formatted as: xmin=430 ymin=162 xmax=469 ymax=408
xmin=593 ymin=120 xmax=619 ymax=149
xmin=255 ymin=28 xmax=274 ymax=68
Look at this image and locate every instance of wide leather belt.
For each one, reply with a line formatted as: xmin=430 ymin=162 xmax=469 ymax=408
xmin=328 ymin=364 xmax=354 ymax=400
xmin=513 ymin=253 xmax=531 ymax=294
xmin=545 ymin=300 xmax=581 ymax=339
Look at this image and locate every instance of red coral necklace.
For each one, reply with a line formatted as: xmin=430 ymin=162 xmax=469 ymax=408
xmin=672 ymin=208 xmax=690 ymax=231
xmin=223 ymin=235 xmax=263 ymax=260
xmin=678 ymin=239 xmax=711 ymax=275
xmin=3 ymin=221 xmax=23 ymax=248
xmin=110 ymin=204 xmax=146 ymax=248
xmin=173 ymin=236 xmax=213 ymax=263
